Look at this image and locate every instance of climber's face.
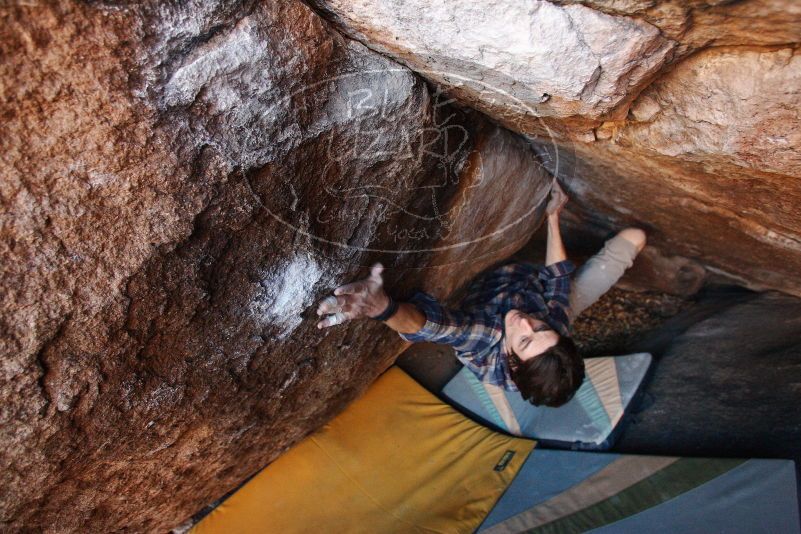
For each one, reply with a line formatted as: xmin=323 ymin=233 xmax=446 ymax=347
xmin=503 ymin=309 xmax=559 ymax=361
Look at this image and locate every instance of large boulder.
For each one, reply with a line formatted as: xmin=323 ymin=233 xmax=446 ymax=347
xmin=617 ymin=288 xmax=801 ymax=478
xmin=536 ymin=45 xmax=801 ymax=294
xmin=0 ymin=1 xmax=551 ymax=531
xmin=311 ymin=0 xmax=801 ymax=296
xmin=309 ymin=0 xmax=677 ymax=132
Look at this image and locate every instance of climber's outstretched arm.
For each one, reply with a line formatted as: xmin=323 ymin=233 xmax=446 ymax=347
xmin=315 ymin=264 xmax=494 ymax=356
xmin=317 ymin=267 xmax=495 ymax=354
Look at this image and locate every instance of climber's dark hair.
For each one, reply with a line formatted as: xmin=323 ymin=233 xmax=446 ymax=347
xmin=507 ymin=336 xmax=584 ymax=408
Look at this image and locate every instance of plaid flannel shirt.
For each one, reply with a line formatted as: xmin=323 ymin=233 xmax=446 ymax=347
xmin=398 ymin=259 xmax=575 ymax=392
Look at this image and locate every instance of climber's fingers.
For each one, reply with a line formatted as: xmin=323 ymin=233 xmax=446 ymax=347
xmin=316 ymin=311 xmax=353 ymax=330
xmin=317 ymin=264 xmax=386 ymax=329
xmin=316 ymin=295 xmax=352 ymax=316
xmin=334 ymin=281 xmax=367 ymax=296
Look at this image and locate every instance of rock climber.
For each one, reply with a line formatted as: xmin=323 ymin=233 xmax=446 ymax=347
xmin=315 ymin=182 xmax=647 ymax=407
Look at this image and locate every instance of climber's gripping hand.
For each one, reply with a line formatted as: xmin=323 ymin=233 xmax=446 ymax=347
xmin=545 ymin=179 xmax=569 ymax=217
xmin=316 ymin=263 xmax=390 ymax=329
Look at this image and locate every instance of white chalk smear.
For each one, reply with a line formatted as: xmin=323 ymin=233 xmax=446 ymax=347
xmin=249 ymin=252 xmax=323 ymax=339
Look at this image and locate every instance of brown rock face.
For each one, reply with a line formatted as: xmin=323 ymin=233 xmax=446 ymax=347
xmin=312 ymin=0 xmax=801 ymax=297
xmin=537 ymin=45 xmax=801 ymax=295
xmin=0 ymin=1 xmax=551 ymax=531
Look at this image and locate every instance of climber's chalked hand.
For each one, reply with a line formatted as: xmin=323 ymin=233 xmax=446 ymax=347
xmin=316 ymin=263 xmax=390 ymax=329
xmin=546 ymin=179 xmax=569 ymax=217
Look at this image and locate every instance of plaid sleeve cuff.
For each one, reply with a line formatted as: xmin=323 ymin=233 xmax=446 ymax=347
xmin=397 ymin=291 xmax=446 ymax=343
xmin=538 ymin=259 xmax=575 ymax=280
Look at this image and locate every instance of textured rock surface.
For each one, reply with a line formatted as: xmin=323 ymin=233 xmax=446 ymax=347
xmin=411 ymin=114 xmax=555 ymax=299
xmin=312 ymin=0 xmax=801 ymax=297
xmin=0 ymin=1 xmax=552 ymax=531
xmin=535 ymin=45 xmax=801 ymax=295
xmin=310 ymin=0 xmax=677 ymax=131
xmin=554 ymin=0 xmax=801 ymax=50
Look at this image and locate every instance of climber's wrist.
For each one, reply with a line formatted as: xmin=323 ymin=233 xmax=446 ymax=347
xmin=369 ymin=294 xmax=399 ymax=321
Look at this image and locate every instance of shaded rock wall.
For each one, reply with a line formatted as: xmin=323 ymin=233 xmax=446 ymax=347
xmin=311 ymin=0 xmax=801 ymax=296
xmin=619 ymin=288 xmax=801 ymax=460
xmin=0 ymin=1 xmax=552 ymax=531
xmin=614 ymin=287 xmax=801 ymax=510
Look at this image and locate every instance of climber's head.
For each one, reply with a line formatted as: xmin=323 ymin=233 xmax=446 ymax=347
xmin=503 ymin=309 xmax=584 ymax=407
xmin=504 ymin=309 xmax=559 ymax=359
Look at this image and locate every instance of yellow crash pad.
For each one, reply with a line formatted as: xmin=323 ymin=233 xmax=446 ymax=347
xmin=193 ymin=366 xmax=535 ymax=534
